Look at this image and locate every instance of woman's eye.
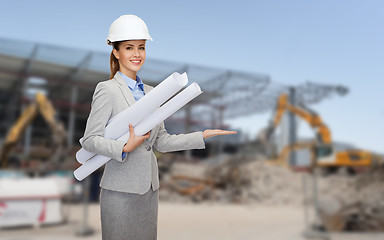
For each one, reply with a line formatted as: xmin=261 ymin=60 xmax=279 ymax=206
xmin=126 ymin=47 xmax=132 ymax=50
xmin=140 ymin=47 xmax=145 ymax=50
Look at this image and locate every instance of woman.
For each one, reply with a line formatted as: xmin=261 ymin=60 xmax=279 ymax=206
xmin=81 ymin=15 xmax=237 ymax=240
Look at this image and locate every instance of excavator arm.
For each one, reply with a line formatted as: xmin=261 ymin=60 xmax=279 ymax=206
xmin=1 ymin=104 xmax=39 ymax=168
xmin=259 ymin=93 xmax=333 ymax=163
xmin=35 ymin=93 xmax=67 ymax=165
xmin=0 ymin=93 xmax=67 ymax=169
xmin=286 ymin=103 xmax=331 ymax=145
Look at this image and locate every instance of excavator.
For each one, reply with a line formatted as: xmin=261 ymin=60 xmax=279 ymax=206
xmin=258 ymin=93 xmax=383 ymax=171
xmin=0 ymin=92 xmax=67 ymax=169
xmin=258 ymin=93 xmax=384 ymax=236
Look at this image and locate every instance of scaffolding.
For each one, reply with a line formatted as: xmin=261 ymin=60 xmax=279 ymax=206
xmin=0 ymin=37 xmax=348 ymax=152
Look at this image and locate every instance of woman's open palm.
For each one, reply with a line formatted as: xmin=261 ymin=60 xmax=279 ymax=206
xmin=202 ymin=129 xmax=237 ymax=140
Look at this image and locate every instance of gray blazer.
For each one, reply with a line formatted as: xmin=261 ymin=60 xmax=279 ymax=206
xmin=81 ymin=72 xmax=206 ymax=195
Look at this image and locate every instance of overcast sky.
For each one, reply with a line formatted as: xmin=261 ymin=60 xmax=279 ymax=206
xmin=1 ymin=0 xmax=382 ymax=153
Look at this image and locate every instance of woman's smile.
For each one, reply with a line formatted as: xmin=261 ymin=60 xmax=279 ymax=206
xmin=130 ymin=59 xmax=141 ymax=65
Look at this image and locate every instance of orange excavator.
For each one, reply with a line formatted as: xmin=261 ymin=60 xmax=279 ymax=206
xmin=258 ymin=94 xmax=382 ymax=170
xmin=0 ymin=92 xmax=67 ymax=169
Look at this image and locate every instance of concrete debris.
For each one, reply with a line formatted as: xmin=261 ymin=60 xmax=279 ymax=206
xmin=317 ymin=170 xmax=384 ymax=232
xmin=159 ymin=156 xmax=384 ymax=231
xmin=159 ymin=157 xmax=304 ymax=204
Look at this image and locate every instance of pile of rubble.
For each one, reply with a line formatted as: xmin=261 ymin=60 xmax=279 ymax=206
xmin=317 ymin=169 xmax=384 ymax=231
xmin=159 ymin=156 xmax=304 ymax=204
xmin=159 ymin=155 xmax=384 ymax=231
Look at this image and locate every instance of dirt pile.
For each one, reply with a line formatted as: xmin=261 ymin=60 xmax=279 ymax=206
xmin=159 ymin=158 xmax=384 ymax=231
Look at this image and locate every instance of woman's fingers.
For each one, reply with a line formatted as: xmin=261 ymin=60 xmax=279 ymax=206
xmin=219 ymin=130 xmax=237 ymax=135
xmin=124 ymin=126 xmax=151 ymax=152
xmin=129 ymin=124 xmax=134 ymax=136
xmin=215 ymin=131 xmax=237 ymax=135
xmin=212 ymin=130 xmax=237 ymax=135
xmin=143 ymin=131 xmax=150 ymax=139
xmin=137 ymin=131 xmax=150 ymax=141
xmin=203 ymin=129 xmax=237 ymax=139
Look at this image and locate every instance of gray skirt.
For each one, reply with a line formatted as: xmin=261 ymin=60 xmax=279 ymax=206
xmin=100 ymin=188 xmax=159 ymax=240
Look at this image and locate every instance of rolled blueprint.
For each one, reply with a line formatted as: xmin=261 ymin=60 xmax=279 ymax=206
xmin=73 ymin=82 xmax=202 ymax=181
xmin=76 ymin=72 xmax=188 ymax=164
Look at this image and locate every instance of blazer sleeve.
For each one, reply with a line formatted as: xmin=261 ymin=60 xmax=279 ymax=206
xmin=81 ymin=82 xmax=127 ymax=162
xmin=153 ymin=121 xmax=205 ymax=153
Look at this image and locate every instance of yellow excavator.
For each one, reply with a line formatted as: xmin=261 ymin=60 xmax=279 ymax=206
xmin=259 ymin=94 xmax=382 ymax=171
xmin=0 ymin=92 xmax=67 ymax=169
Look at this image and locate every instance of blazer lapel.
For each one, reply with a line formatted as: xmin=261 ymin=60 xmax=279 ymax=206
xmin=143 ymin=84 xmax=152 ymax=95
xmin=113 ymin=72 xmax=136 ymax=106
xmin=113 ymin=71 xmax=153 ymax=106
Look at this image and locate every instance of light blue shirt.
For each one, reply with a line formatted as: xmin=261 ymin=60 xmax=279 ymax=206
xmin=118 ymin=71 xmax=145 ymax=158
xmin=118 ymin=71 xmax=145 ymax=101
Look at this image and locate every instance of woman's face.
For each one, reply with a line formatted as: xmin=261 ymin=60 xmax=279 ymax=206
xmin=113 ymin=40 xmax=146 ymax=79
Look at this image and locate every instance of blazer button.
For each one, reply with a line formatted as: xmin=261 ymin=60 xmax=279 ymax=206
xmin=146 ymin=146 xmax=152 ymax=151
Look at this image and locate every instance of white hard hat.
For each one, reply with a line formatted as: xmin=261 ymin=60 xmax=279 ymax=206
xmin=106 ymin=15 xmax=153 ymax=45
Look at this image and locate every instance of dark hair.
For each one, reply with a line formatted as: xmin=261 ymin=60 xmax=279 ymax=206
xmin=109 ymin=41 xmax=122 ymax=79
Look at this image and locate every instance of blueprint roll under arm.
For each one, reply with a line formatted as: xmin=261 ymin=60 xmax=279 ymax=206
xmin=73 ymin=82 xmax=203 ymax=181
xmin=76 ymin=72 xmax=188 ymax=164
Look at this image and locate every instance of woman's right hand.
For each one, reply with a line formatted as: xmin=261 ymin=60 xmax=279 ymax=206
xmin=123 ymin=124 xmax=150 ymax=153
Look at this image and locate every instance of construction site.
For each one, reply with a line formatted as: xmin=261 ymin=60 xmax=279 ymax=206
xmin=0 ymin=33 xmax=383 ymax=240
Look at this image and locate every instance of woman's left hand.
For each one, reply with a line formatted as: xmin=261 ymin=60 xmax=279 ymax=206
xmin=202 ymin=129 xmax=237 ymax=140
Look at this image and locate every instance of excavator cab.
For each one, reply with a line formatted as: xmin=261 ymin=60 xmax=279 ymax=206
xmin=315 ymin=144 xmax=333 ymax=158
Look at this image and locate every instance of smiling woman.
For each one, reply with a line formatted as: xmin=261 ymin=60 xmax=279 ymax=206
xmin=80 ymin=14 xmax=237 ymax=240
xmin=110 ymin=40 xmax=146 ymax=80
